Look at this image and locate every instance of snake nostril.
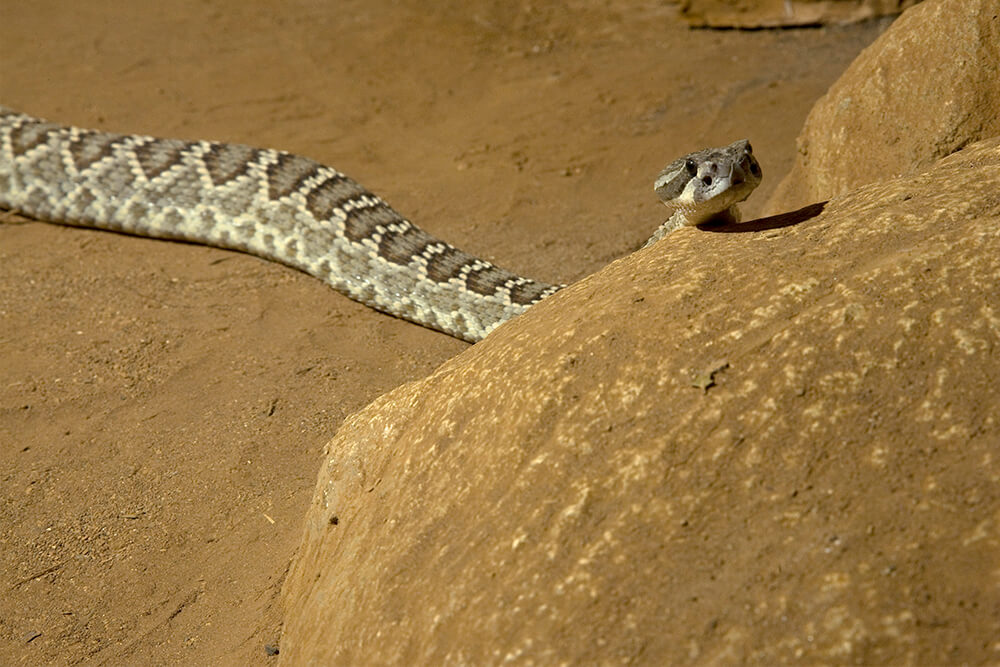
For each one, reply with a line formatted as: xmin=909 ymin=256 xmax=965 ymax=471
xmin=702 ymin=176 xmax=713 ymax=187
xmin=750 ymin=161 xmax=761 ymax=177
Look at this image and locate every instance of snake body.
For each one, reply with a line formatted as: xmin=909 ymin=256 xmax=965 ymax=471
xmin=0 ymin=106 xmax=760 ymax=342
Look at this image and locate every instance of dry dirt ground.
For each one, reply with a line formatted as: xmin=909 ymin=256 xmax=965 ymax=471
xmin=1 ymin=2 xmax=889 ymax=664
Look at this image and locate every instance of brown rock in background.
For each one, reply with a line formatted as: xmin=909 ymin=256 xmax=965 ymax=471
xmin=680 ymin=0 xmax=920 ymax=28
xmin=280 ymin=136 xmax=1000 ymax=663
xmin=765 ymin=0 xmax=1000 ymax=214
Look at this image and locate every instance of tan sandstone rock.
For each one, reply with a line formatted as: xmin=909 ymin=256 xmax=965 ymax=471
xmin=279 ymin=136 xmax=1000 ymax=664
xmin=681 ymin=0 xmax=920 ymax=28
xmin=765 ymin=0 xmax=1000 ymax=214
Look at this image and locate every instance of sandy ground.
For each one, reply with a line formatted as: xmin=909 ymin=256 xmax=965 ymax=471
xmin=1 ymin=2 xmax=888 ymax=663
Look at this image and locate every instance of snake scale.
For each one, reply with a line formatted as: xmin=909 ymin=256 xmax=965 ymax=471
xmin=0 ymin=106 xmax=761 ymax=342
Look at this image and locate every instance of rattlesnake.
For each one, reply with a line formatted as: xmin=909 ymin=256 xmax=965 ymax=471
xmin=0 ymin=106 xmax=760 ymax=342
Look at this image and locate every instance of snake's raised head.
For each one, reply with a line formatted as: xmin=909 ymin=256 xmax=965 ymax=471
xmin=653 ymin=139 xmax=761 ymax=227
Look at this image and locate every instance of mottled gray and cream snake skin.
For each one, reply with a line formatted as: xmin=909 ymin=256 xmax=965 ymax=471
xmin=0 ymin=106 xmax=761 ymax=342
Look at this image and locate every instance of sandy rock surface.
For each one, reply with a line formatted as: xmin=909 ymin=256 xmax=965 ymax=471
xmin=282 ymin=135 xmax=1000 ymax=664
xmin=766 ymin=0 xmax=1000 ymax=213
xmin=681 ymin=0 xmax=920 ymax=28
xmin=0 ymin=0 xmax=933 ymax=664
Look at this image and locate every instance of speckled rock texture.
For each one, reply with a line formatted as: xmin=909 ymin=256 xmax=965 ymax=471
xmin=280 ymin=135 xmax=1000 ymax=664
xmin=681 ymin=0 xmax=920 ymax=28
xmin=766 ymin=0 xmax=1000 ymax=214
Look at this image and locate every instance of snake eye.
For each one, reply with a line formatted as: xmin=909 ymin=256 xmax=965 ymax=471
xmin=685 ymin=159 xmax=697 ymax=175
xmin=745 ymin=143 xmax=753 ymax=154
xmin=702 ymin=176 xmax=713 ymax=187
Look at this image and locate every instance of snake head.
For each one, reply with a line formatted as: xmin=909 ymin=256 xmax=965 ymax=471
xmin=653 ymin=139 xmax=762 ymax=226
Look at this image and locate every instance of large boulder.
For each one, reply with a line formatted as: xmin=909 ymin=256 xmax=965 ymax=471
xmin=279 ymin=136 xmax=1000 ymax=664
xmin=765 ymin=0 xmax=1000 ymax=213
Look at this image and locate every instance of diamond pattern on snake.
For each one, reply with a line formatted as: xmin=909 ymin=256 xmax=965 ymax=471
xmin=0 ymin=106 xmax=761 ymax=342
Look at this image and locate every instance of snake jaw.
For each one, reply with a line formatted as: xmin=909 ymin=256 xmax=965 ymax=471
xmin=653 ymin=139 xmax=762 ymax=227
